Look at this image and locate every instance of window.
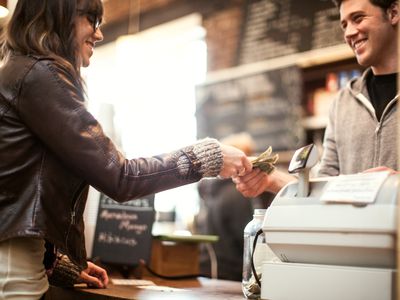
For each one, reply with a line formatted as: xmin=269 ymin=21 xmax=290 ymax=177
xmin=84 ymin=14 xmax=207 ymax=248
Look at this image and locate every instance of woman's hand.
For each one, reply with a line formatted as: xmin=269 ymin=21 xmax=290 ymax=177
xmin=218 ymin=144 xmax=253 ymax=178
xmin=77 ymin=261 xmax=109 ymax=288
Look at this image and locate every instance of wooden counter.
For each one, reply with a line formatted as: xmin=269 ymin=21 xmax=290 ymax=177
xmin=44 ymin=277 xmax=244 ymax=300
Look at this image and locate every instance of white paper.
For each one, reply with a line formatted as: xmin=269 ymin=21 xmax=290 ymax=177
xmin=320 ymin=171 xmax=390 ymax=204
xmin=111 ymin=278 xmax=155 ymax=286
xmin=138 ymin=285 xmax=187 ymax=292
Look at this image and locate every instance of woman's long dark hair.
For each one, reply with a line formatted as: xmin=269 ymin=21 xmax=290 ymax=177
xmin=0 ymin=0 xmax=103 ymax=92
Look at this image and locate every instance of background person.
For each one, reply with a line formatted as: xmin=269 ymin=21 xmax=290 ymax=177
xmin=195 ymin=133 xmax=273 ymax=281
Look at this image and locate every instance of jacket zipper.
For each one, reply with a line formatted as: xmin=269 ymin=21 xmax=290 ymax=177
xmin=65 ymin=183 xmax=86 ymax=246
xmin=375 ymin=95 xmax=397 ymax=166
xmin=71 ymin=183 xmax=86 ymax=224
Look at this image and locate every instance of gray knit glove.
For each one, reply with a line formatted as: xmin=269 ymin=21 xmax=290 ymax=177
xmin=177 ymin=138 xmax=223 ymax=178
xmin=47 ymin=255 xmax=82 ymax=287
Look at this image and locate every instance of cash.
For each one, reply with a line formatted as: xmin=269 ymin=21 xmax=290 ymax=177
xmin=251 ymin=146 xmax=279 ymax=174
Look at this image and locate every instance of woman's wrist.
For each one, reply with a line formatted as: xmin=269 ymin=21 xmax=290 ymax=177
xmin=47 ymin=255 xmax=83 ymax=287
xmin=192 ymin=138 xmax=223 ymax=177
xmin=177 ymin=138 xmax=223 ymax=179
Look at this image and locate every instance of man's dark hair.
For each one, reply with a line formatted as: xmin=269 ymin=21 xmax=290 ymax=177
xmin=332 ymin=0 xmax=397 ymax=10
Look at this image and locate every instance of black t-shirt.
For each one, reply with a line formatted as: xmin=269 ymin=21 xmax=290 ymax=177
xmin=366 ymin=72 xmax=397 ymax=121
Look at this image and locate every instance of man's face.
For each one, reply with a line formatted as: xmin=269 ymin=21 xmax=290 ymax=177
xmin=339 ymin=0 xmax=398 ymax=73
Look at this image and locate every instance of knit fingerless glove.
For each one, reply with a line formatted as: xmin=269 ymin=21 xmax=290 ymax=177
xmin=47 ymin=255 xmax=82 ymax=287
xmin=177 ymin=138 xmax=223 ymax=178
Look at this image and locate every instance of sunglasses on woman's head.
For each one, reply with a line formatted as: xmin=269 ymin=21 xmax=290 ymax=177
xmin=77 ymin=9 xmax=102 ymax=32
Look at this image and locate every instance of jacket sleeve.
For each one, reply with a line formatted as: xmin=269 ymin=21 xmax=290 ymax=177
xmin=17 ymin=59 xmax=223 ymax=201
xmin=317 ymin=92 xmax=341 ymax=177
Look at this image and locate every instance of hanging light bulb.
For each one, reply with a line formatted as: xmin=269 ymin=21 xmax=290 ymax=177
xmin=0 ymin=0 xmax=9 ymax=19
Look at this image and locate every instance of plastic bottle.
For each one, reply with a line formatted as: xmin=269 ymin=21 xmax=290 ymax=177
xmin=242 ymin=209 xmax=267 ymax=299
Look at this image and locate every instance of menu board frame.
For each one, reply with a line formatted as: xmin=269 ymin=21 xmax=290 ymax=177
xmin=92 ymin=194 xmax=155 ymax=266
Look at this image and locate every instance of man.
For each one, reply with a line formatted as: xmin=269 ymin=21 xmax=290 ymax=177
xmin=235 ymin=0 xmax=399 ymax=197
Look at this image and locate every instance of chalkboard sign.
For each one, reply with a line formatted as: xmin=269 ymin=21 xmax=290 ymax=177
xmin=196 ymin=65 xmax=304 ymax=152
xmin=92 ymin=194 xmax=155 ymax=266
xmin=239 ymin=0 xmax=343 ymax=64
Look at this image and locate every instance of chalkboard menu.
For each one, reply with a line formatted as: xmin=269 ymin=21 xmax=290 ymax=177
xmin=92 ymin=194 xmax=155 ymax=266
xmin=239 ymin=0 xmax=343 ymax=65
xmin=196 ymin=66 xmax=304 ymax=152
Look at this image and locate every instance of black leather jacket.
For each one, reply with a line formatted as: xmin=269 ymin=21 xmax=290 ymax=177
xmin=0 ymin=54 xmax=222 ymax=268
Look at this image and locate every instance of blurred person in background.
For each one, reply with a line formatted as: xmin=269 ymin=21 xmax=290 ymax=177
xmin=196 ymin=133 xmax=273 ymax=281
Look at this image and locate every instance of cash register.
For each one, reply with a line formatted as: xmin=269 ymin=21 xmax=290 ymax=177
xmin=260 ymin=144 xmax=398 ymax=300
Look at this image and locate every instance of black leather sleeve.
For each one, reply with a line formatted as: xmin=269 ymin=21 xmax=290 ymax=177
xmin=17 ymin=59 xmax=220 ymax=201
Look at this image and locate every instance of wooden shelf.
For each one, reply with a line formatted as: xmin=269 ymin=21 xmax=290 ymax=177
xmin=197 ymin=42 xmax=359 ymax=153
xmin=202 ymin=44 xmax=354 ymax=85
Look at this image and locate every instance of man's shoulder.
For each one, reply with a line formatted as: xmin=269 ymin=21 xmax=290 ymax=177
xmin=332 ymin=69 xmax=369 ymax=107
xmin=344 ymin=68 xmax=371 ymax=96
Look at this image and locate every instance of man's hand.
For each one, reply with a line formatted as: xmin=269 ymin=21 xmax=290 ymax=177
xmin=233 ymin=168 xmax=296 ymax=197
xmin=363 ymin=166 xmax=399 ymax=174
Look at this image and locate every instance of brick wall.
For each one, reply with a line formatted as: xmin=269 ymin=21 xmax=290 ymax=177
xmin=203 ymin=5 xmax=244 ymax=71
xmin=102 ymin=0 xmax=246 ymax=72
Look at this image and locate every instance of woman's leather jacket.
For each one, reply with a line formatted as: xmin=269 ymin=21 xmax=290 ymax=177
xmin=0 ymin=54 xmax=222 ymax=268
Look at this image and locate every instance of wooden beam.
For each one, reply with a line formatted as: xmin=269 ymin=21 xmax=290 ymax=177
xmin=100 ymin=0 xmax=237 ymax=44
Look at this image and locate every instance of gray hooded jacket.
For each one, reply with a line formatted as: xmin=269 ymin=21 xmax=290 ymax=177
xmin=318 ymin=68 xmax=398 ymax=176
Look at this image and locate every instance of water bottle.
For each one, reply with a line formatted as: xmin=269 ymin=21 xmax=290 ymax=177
xmin=242 ymin=209 xmax=267 ymax=299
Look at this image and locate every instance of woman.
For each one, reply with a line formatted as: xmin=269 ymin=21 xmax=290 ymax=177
xmin=0 ymin=0 xmax=252 ymax=298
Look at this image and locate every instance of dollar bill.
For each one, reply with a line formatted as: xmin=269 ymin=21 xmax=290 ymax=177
xmin=251 ymin=146 xmax=279 ymax=174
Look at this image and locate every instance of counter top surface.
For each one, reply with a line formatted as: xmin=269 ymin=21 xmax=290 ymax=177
xmin=46 ymin=277 xmax=245 ymax=300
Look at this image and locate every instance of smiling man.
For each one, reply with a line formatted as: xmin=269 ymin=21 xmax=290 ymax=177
xmin=338 ymin=0 xmax=398 ymax=74
xmin=319 ymin=0 xmax=399 ymax=176
xmin=235 ymin=0 xmax=399 ymax=198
